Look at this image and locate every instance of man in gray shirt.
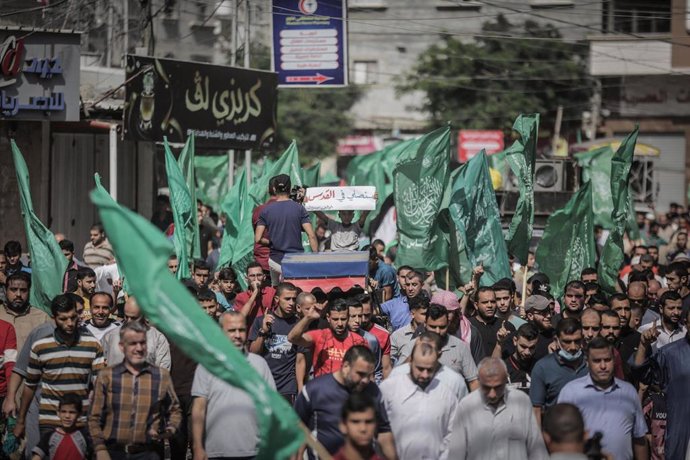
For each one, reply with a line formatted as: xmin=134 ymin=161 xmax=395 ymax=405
xmin=397 ymin=303 xmax=479 ymax=391
xmin=191 ymin=311 xmax=275 ymax=459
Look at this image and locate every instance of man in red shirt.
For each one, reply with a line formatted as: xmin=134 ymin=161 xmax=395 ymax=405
xmin=252 ymin=178 xmax=278 ymax=275
xmin=233 ymin=262 xmax=276 ymax=327
xmin=288 ymin=299 xmax=367 ymax=377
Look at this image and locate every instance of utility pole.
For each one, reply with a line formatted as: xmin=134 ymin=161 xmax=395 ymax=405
xmin=228 ymin=0 xmax=239 ymax=189
xmin=106 ymin=2 xmax=113 ymax=67
xmin=244 ymin=0 xmax=252 ymax=185
xmin=123 ymin=0 xmax=129 ymax=64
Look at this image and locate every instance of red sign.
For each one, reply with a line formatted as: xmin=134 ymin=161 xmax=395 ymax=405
xmin=458 ymin=130 xmax=504 ymax=162
xmin=337 ymin=135 xmax=382 ymax=156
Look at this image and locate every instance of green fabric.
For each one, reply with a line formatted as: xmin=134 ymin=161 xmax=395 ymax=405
xmin=449 ymin=150 xmax=511 ymax=286
xmin=504 ymin=114 xmax=539 ymax=264
xmin=89 ymin=186 xmax=304 ymax=460
xmin=164 ymin=138 xmax=195 ymax=280
xmin=394 ymin=126 xmax=451 ymax=271
xmin=575 ymin=146 xmax=614 ymax=229
xmin=10 ymin=141 xmax=67 ymax=314
xmin=535 ymin=181 xmax=597 ymax=298
xmin=249 ymin=141 xmax=302 ymax=207
xmin=598 ymin=128 xmax=639 ymax=294
xmin=302 ymin=162 xmax=321 ymax=188
xmin=346 ymin=151 xmax=388 ymax=232
xmin=176 ymin=135 xmax=201 ymax=260
xmin=218 ymin=169 xmax=254 ymax=290
xmin=194 ymin=155 xmax=230 ymax=211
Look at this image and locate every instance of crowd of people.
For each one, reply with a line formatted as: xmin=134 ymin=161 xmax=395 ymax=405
xmin=0 ymin=173 xmax=689 ymax=460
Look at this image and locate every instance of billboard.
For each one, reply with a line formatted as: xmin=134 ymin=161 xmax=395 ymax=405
xmin=0 ymin=30 xmax=80 ymax=121
xmin=272 ymin=0 xmax=348 ymax=87
xmin=458 ymin=130 xmax=505 ymax=162
xmin=124 ymin=55 xmax=278 ymax=149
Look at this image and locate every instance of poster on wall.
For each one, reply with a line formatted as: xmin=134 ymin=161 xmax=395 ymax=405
xmin=272 ymin=0 xmax=348 ymax=87
xmin=124 ymin=55 xmax=278 ymax=150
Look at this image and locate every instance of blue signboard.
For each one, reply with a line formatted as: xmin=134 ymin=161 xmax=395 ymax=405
xmin=272 ymin=0 xmax=348 ymax=87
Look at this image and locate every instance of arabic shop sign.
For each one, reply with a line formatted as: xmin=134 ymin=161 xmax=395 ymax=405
xmin=0 ymin=30 xmax=80 ymax=121
xmin=303 ymin=186 xmax=376 ymax=211
xmin=124 ymin=55 xmax=278 ymax=149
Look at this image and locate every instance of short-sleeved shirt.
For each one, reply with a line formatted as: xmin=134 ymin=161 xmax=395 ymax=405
xmin=304 ymin=329 xmax=368 ymax=377
xmin=294 ymin=373 xmax=390 ymax=459
xmin=257 ymin=200 xmax=310 ymax=264
xmin=529 ymin=353 xmax=588 ymax=409
xmin=380 ymin=297 xmax=411 ymax=331
xmin=33 ymin=428 xmax=90 ymax=460
xmin=191 ymin=355 xmax=275 ymax=458
xmin=327 ymin=220 xmax=362 ymax=251
xmin=505 ymin=355 xmax=533 ymax=394
xmin=643 ymin=391 xmax=666 ymax=460
xmin=234 ymin=287 xmax=276 ymax=328
xmin=558 ymin=375 xmax=647 ymax=460
xmin=358 ymin=328 xmax=382 ymax=383
xmin=253 ymin=198 xmax=277 ymax=271
xmin=469 ymin=316 xmax=516 ymax=360
xmin=398 ymin=331 xmax=478 ymax=382
xmin=363 ymin=323 xmax=391 ymax=382
xmin=372 ymin=260 xmax=397 ymax=294
xmin=249 ymin=314 xmax=303 ymax=396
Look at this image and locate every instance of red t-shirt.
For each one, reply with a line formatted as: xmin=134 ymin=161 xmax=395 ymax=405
xmin=253 ymin=198 xmax=277 ymax=271
xmin=234 ymin=286 xmax=276 ymax=326
xmin=305 ymin=329 xmax=368 ymax=377
xmin=363 ymin=323 xmax=391 ymax=356
xmin=0 ymin=319 xmax=17 ymax=397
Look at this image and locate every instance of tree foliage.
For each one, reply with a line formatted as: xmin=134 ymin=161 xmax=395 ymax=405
xmin=397 ymin=15 xmax=593 ymax=133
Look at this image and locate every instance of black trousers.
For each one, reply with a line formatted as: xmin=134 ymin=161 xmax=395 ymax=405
xmin=107 ymin=451 xmax=160 ymax=460
xmin=169 ymin=394 xmax=193 ymax=460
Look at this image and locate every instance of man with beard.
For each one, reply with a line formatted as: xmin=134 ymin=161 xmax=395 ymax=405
xmin=598 ymin=309 xmax=627 ymax=379
xmin=249 ymin=282 xmax=303 ymax=402
xmin=530 ymin=318 xmax=587 ymax=426
xmin=503 ymin=323 xmax=539 ymax=394
xmin=449 ymin=357 xmax=548 ymax=460
xmin=664 ymin=261 xmax=690 ymax=315
xmin=433 ymin=290 xmax=484 ymax=365
xmin=390 ymin=296 xmax=428 ymax=365
xmin=358 ymin=293 xmax=392 ymax=381
xmin=493 ymin=278 xmax=526 ymax=329
xmin=294 ymin=346 xmax=395 ymax=460
xmin=628 ymin=281 xmax=660 ymax=327
xmin=288 ymin=299 xmax=367 ymax=378
xmin=558 ymin=337 xmax=648 ymax=460
xmin=82 ymin=223 xmax=114 ymax=269
xmin=470 ymin=287 xmax=516 ymax=360
xmin=0 ymin=272 xmax=50 ymax=350
xmin=380 ymin=339 xmax=459 ymax=460
xmin=638 ymin=291 xmax=686 ymax=351
xmin=398 ymin=304 xmax=479 ymax=391
xmin=347 ymin=299 xmax=383 ymax=387
xmin=380 ymin=271 xmax=424 ymax=331
xmin=580 ymin=308 xmax=601 ymax=344
xmin=84 ymin=292 xmax=119 ymax=341
xmin=496 ymin=295 xmax=554 ymax=363
xmin=16 ymin=295 xmax=105 ymax=438
xmin=234 ymin=263 xmax=276 ymax=330
xmin=552 ymin=281 xmax=586 ymax=328
xmin=73 ymin=267 xmax=96 ymax=321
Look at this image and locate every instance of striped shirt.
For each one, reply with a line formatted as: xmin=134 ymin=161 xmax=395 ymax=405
xmin=26 ymin=331 xmax=105 ymax=427
xmin=82 ymin=240 xmax=114 ymax=268
xmin=88 ymin=363 xmax=182 ymax=452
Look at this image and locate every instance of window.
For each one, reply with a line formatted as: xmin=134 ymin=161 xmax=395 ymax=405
xmin=352 ymin=61 xmax=378 ymax=85
xmin=609 ymin=0 xmax=671 ymax=34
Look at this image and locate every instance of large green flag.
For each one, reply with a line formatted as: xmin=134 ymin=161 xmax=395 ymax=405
xmin=10 ymin=141 xmax=67 ymax=313
xmin=89 ymin=186 xmax=304 ymax=460
xmin=504 ymin=114 xmax=539 ymax=264
xmin=449 ymin=150 xmax=511 ymax=286
xmin=195 ymin=155 xmax=229 ymax=211
xmin=394 ymin=126 xmax=450 ymax=271
xmin=249 ymin=141 xmax=302 ymax=206
xmin=176 ymin=135 xmax=201 ymax=260
xmin=164 ymin=139 xmax=195 ymax=280
xmin=599 ymin=128 xmax=639 ymax=293
xmin=218 ymin=168 xmax=254 ymax=290
xmin=302 ymin=162 xmax=321 ymax=188
xmin=535 ymin=181 xmax=597 ymax=298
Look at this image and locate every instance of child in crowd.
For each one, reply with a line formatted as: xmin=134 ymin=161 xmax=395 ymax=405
xmin=333 ymin=393 xmax=384 ymax=460
xmin=32 ymin=395 xmax=91 ymax=460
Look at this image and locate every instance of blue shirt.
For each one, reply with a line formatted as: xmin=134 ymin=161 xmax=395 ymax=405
xmin=358 ymin=328 xmax=383 ymax=383
xmin=294 ymin=373 xmax=391 ymax=459
xmin=636 ymin=335 xmax=690 ymax=460
xmin=380 ymin=296 xmax=411 ymax=331
xmin=215 ymin=291 xmax=233 ymax=311
xmin=558 ymin=375 xmax=647 ymax=460
xmin=529 ymin=353 xmax=588 ymax=408
xmin=373 ymin=260 xmax=397 ymax=294
xmin=257 ymin=200 xmax=310 ymax=264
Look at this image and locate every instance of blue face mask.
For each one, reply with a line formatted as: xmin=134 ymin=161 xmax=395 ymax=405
xmin=558 ymin=348 xmax=582 ymax=362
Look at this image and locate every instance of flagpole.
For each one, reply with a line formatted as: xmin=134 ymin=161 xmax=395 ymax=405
xmin=521 ymin=265 xmax=528 ymax=317
xmin=445 ymin=267 xmax=450 ymax=291
xmin=299 ymin=421 xmax=333 ymax=460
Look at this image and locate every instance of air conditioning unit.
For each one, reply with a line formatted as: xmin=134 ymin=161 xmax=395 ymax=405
xmin=533 ymin=160 xmax=564 ymax=192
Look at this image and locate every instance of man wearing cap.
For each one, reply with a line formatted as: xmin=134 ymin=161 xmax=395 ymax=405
xmin=493 ymin=295 xmax=555 ymax=363
xmin=255 ymin=174 xmax=318 ymax=286
xmin=433 ymin=290 xmax=484 ymax=364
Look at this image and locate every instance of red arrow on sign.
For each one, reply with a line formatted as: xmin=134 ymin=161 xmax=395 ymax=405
xmin=285 ymin=73 xmax=334 ymax=84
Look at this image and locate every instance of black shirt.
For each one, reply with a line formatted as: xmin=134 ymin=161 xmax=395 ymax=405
xmin=469 ymin=316 xmax=516 ymax=360
xmin=504 ymin=355 xmax=534 ymax=394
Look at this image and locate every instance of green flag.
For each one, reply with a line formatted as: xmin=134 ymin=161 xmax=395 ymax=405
xmin=535 ymin=181 xmax=597 ymax=298
xmin=89 ymin=186 xmax=304 ymax=460
xmin=10 ymin=141 xmax=67 ymax=313
xmin=176 ymin=135 xmax=201 ymax=260
xmin=599 ymin=128 xmax=639 ymax=294
xmin=195 ymin=155 xmax=230 ymax=210
xmin=449 ymin=150 xmax=511 ymax=286
xmin=164 ymin=139 xmax=194 ymax=279
xmin=302 ymin=162 xmax=321 ymax=188
xmin=218 ymin=168 xmax=254 ymax=290
xmin=575 ymin=146 xmax=614 ymax=228
xmin=394 ymin=126 xmax=450 ymax=271
xmin=249 ymin=141 xmax=302 ymax=206
xmin=504 ymin=114 xmax=539 ymax=264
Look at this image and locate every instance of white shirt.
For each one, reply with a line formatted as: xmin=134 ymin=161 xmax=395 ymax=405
xmin=101 ymin=324 xmax=171 ymax=369
xmin=448 ymin=387 xmax=549 ymax=460
xmin=389 ymin=363 xmax=468 ymax=401
xmin=638 ymin=321 xmax=687 ymax=352
xmin=85 ymin=320 xmax=120 ymax=342
xmin=380 ymin=370 xmax=459 ymax=460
